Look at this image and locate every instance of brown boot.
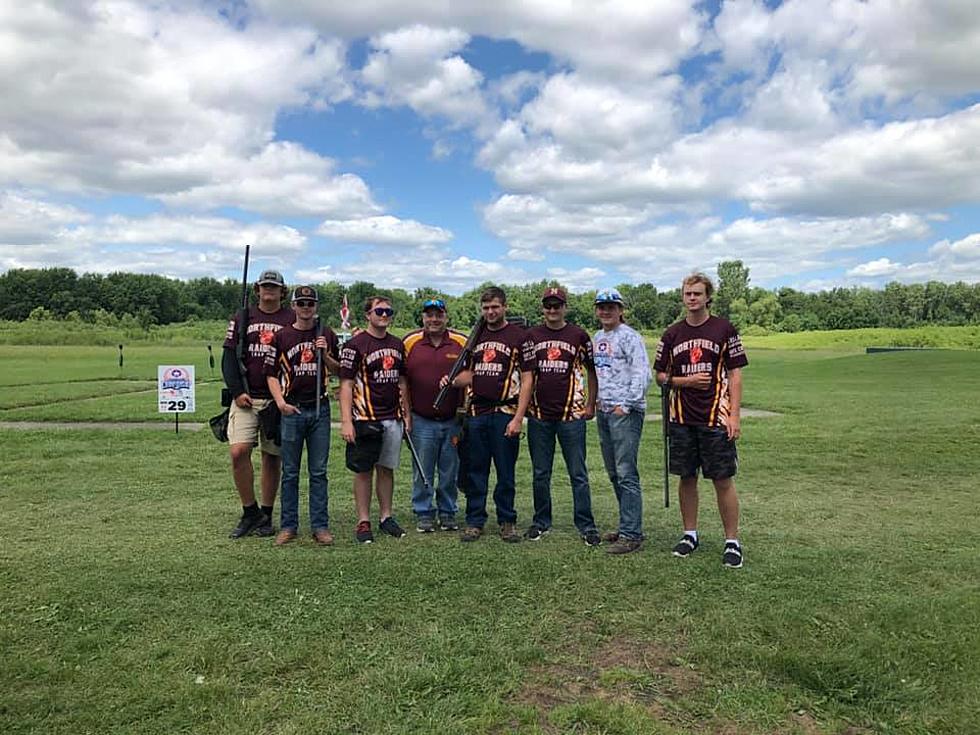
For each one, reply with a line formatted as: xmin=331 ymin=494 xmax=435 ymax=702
xmin=274 ymin=529 xmax=297 ymax=546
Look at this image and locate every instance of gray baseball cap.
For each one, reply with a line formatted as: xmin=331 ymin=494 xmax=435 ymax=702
xmin=256 ymin=270 xmax=286 ymax=287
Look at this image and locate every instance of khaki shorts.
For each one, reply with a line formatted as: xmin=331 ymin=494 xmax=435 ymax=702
xmin=228 ymin=398 xmax=280 ymax=455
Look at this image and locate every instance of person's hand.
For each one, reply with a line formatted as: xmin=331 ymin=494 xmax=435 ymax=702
xmin=726 ymin=414 xmax=741 ymax=441
xmin=235 ymin=393 xmax=253 ymax=409
xmin=687 ymin=372 xmax=711 ymax=390
xmin=611 ymin=405 xmax=629 ymax=416
xmin=278 ymin=402 xmax=301 ymax=416
xmin=582 ymin=404 xmax=596 ymax=420
xmin=315 ymin=336 xmax=328 ymax=350
xmin=341 ymin=420 xmax=356 ymax=443
xmin=439 ymin=375 xmax=451 ymax=389
xmin=504 ymin=416 xmax=523 ymax=437
xmin=403 ymin=415 xmax=413 ymax=434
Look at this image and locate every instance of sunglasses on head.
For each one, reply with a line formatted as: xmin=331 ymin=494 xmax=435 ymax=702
xmin=294 ymin=300 xmax=317 ymax=308
xmin=372 ymin=307 xmax=394 ymax=317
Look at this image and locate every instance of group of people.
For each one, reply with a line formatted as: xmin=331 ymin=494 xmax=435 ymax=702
xmin=221 ymin=271 xmax=748 ymax=568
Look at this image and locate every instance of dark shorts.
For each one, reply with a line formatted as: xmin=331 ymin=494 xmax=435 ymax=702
xmin=345 ymin=421 xmax=385 ymax=473
xmin=668 ymin=424 xmax=738 ymax=480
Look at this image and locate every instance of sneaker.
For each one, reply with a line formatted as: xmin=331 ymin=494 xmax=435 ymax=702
xmin=438 ymin=515 xmax=459 ymax=531
xmin=460 ymin=526 xmax=483 ymax=542
xmin=524 ymin=525 xmax=549 ymax=541
xmin=229 ymin=510 xmax=265 ymax=539
xmin=355 ymin=521 xmax=374 ymax=544
xmin=416 ymin=516 xmax=436 ymax=533
xmin=722 ymin=541 xmax=743 ymax=569
xmin=499 ymin=522 xmax=521 ymax=543
xmin=601 ymin=531 xmax=620 ymax=544
xmin=379 ymin=517 xmax=407 ymax=538
xmin=582 ymin=531 xmax=602 ymax=547
xmin=254 ymin=515 xmax=275 ymax=537
xmin=672 ymin=534 xmax=699 ymax=558
xmin=606 ymin=538 xmax=642 ymax=555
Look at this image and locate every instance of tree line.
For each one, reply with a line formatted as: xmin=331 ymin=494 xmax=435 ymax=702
xmin=2 ymin=263 xmax=979 ymax=333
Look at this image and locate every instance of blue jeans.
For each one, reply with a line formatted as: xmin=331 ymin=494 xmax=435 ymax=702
xmin=410 ymin=413 xmax=460 ymax=519
xmin=464 ymin=411 xmax=519 ymax=528
xmin=279 ymin=403 xmax=331 ymax=532
xmin=527 ymin=417 xmax=597 ymax=534
xmin=596 ymin=410 xmax=644 ymax=540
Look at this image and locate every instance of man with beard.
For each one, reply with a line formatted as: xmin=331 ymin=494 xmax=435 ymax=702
xmin=402 ymin=298 xmax=468 ymax=532
xmin=654 ymin=273 xmax=748 ymax=568
xmin=265 ymin=285 xmax=340 ymax=546
xmin=339 ymin=295 xmax=410 ymax=544
xmin=446 ymin=287 xmax=534 ymax=543
xmin=222 ymin=270 xmax=293 ymax=539
xmin=524 ymin=287 xmax=602 ymax=546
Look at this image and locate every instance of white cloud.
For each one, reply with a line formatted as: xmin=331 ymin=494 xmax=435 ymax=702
xmin=546 ymin=266 xmax=607 ymax=293
xmin=847 ymin=257 xmax=901 ymax=278
xmin=316 ymin=215 xmax=452 ymax=245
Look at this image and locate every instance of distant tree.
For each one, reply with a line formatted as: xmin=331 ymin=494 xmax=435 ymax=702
xmin=714 ymin=260 xmax=750 ymax=318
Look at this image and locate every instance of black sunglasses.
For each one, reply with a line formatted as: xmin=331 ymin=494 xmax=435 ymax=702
xmin=372 ymin=307 xmax=394 ymax=317
xmin=294 ymin=300 xmax=317 ymax=308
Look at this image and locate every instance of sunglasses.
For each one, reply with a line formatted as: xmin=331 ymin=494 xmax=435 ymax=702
xmin=372 ymin=307 xmax=395 ymax=317
xmin=294 ymin=300 xmax=317 ymax=308
xmin=422 ymin=298 xmax=446 ymax=310
xmin=543 ymin=301 xmax=564 ymax=310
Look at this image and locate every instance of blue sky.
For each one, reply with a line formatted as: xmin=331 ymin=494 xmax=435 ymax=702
xmin=1 ymin=1 xmax=978 ymax=294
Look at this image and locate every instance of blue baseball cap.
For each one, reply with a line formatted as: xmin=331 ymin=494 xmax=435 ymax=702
xmin=594 ymin=288 xmax=624 ymax=305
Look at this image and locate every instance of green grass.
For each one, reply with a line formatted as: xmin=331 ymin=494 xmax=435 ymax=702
xmin=2 ymin=344 xmax=979 ymax=733
xmin=741 ymin=324 xmax=980 ymax=350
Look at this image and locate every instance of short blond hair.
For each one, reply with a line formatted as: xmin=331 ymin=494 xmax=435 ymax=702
xmin=682 ymin=272 xmax=714 ymax=300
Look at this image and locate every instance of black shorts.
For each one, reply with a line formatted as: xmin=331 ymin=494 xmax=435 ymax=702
xmin=668 ymin=424 xmax=738 ymax=480
xmin=345 ymin=421 xmax=385 ymax=473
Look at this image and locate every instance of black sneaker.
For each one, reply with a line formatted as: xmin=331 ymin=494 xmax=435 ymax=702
xmin=355 ymin=520 xmax=374 ymax=544
xmin=379 ymin=517 xmax=407 ymax=538
xmin=416 ymin=516 xmax=436 ymax=533
xmin=722 ymin=541 xmax=743 ymax=569
xmin=582 ymin=530 xmax=602 ymax=547
xmin=229 ymin=510 xmax=264 ymax=539
xmin=438 ymin=515 xmax=459 ymax=531
xmin=672 ymin=534 xmax=699 ymax=558
xmin=524 ymin=525 xmax=549 ymax=541
xmin=254 ymin=515 xmax=275 ymax=537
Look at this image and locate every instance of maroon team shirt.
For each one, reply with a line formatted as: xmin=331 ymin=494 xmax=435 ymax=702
xmin=467 ymin=322 xmax=535 ymax=417
xmin=339 ymin=331 xmax=406 ymax=421
xmin=528 ymin=323 xmax=594 ymax=421
xmin=403 ymin=328 xmax=468 ymax=420
xmin=223 ymin=305 xmax=293 ymax=399
xmin=654 ymin=315 xmax=748 ymax=428
xmin=263 ymin=324 xmax=340 ymax=404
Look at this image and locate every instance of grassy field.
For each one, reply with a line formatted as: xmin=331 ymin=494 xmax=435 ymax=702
xmin=2 ymin=336 xmax=979 ymax=734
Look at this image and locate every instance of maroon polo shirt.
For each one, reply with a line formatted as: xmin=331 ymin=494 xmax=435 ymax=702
xmin=403 ymin=328 xmax=468 ymax=420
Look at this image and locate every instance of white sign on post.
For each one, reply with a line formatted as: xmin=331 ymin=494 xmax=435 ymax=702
xmin=158 ymin=365 xmax=196 ymax=413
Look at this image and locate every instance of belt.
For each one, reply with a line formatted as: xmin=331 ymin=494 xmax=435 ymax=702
xmin=286 ymin=397 xmax=326 ymax=409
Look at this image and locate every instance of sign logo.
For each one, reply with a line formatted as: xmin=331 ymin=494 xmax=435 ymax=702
xmin=158 ymin=365 xmax=195 ymax=413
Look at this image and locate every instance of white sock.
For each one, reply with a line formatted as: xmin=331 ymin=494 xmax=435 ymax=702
xmin=725 ymin=538 xmax=740 ymax=547
xmin=684 ymin=530 xmax=698 ymax=541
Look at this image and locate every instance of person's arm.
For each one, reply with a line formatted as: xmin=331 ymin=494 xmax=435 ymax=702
xmin=399 ymin=376 xmax=412 ymax=434
xmin=626 ymin=331 xmax=652 ymax=408
xmin=726 ymin=367 xmax=742 ymax=440
xmin=505 ymin=370 xmax=534 ymax=437
xmin=583 ymin=364 xmax=598 ymax=420
xmin=339 ymin=378 xmax=355 ymax=443
xmin=222 ymin=347 xmax=250 ymax=407
xmin=267 ymin=375 xmax=300 ymax=415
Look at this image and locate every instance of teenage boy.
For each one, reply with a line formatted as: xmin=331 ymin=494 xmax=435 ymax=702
xmin=339 ymin=296 xmax=410 ymax=544
xmin=446 ymin=286 xmax=534 ymax=543
xmin=222 ymin=270 xmax=292 ymax=538
xmin=593 ymin=288 xmax=652 ymax=555
xmin=524 ymin=287 xmax=601 ymax=546
xmin=402 ymin=298 xmax=468 ymax=532
xmin=654 ymin=273 xmax=748 ymax=568
xmin=265 ymin=285 xmax=340 ymax=546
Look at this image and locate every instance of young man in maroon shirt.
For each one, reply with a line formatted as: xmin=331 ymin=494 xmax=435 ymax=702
xmin=654 ymin=273 xmax=748 ymax=568
xmin=446 ymin=286 xmax=534 ymax=543
xmin=339 ymin=295 xmax=410 ymax=544
xmin=264 ymin=285 xmax=340 ymax=546
xmin=403 ymin=298 xmax=468 ymax=532
xmin=524 ymin=287 xmax=602 ymax=546
xmin=222 ymin=270 xmax=293 ymax=539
